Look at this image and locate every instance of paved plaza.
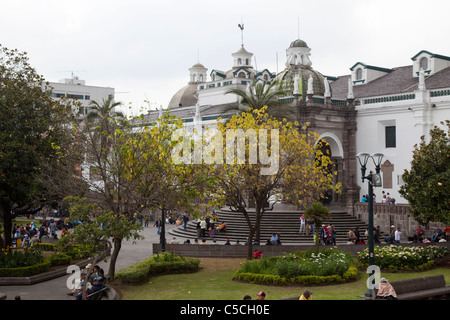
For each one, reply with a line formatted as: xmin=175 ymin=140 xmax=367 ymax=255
xmin=0 ymin=223 xmax=178 ymax=300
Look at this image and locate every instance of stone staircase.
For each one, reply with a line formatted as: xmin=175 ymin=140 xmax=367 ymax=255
xmin=168 ymin=207 xmax=369 ymax=244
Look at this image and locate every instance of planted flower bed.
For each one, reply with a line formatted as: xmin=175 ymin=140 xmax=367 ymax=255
xmin=233 ymin=249 xmax=359 ymax=286
xmin=356 ymin=245 xmax=449 ymax=271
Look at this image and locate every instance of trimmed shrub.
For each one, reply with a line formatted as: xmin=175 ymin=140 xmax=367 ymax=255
xmin=0 ymin=260 xmax=51 ymax=277
xmin=116 ymin=252 xmax=200 ymax=284
xmin=234 ymin=249 xmax=358 ymax=286
xmin=48 ymin=253 xmax=72 ymax=266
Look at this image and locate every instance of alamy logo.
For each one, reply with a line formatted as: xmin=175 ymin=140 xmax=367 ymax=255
xmin=66 ymin=265 xmax=81 ymax=290
xmin=171 ymin=126 xmax=280 ymax=175
xmin=366 ymin=265 xmax=381 ymax=289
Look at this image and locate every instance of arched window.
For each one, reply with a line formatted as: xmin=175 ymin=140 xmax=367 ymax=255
xmin=245 ymin=58 xmax=249 ymax=65
xmin=238 ymin=58 xmax=242 ymax=65
xmin=356 ymin=68 xmax=363 ymax=80
xmin=238 ymin=72 xmax=246 ymax=78
xmin=264 ymin=74 xmax=268 ymax=81
xmin=420 ymin=57 xmax=428 ymax=70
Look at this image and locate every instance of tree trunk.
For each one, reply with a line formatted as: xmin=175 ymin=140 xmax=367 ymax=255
xmin=107 ymin=236 xmax=122 ymax=280
xmin=255 ymin=201 xmax=262 ymax=243
xmin=247 ymin=227 xmax=254 ymax=260
xmin=1 ymin=201 xmax=12 ymax=249
xmin=314 ymin=219 xmax=320 ymax=251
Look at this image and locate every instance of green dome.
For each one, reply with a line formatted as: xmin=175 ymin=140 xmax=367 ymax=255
xmin=275 ymin=65 xmax=325 ymax=97
xmin=289 ymin=39 xmax=309 ymax=48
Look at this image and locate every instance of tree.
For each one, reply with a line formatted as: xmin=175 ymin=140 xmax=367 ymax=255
xmin=0 ymin=44 xmax=74 ymax=249
xmin=205 ymin=106 xmax=340 ymax=259
xmin=65 ymin=98 xmax=145 ymax=279
xmin=399 ymin=121 xmax=450 ymax=225
xmin=65 ymin=107 xmax=207 ymax=278
xmin=225 ymin=79 xmax=284 ymax=111
xmin=122 ymin=112 xmax=209 ymax=250
xmin=304 ymin=202 xmax=331 ymax=250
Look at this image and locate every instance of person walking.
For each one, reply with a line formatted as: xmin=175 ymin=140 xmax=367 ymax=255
xmin=394 ymin=227 xmax=402 ymax=244
xmin=182 ymin=212 xmax=189 ymax=230
xmin=299 ymin=214 xmax=306 ymax=235
xmin=329 ymin=225 xmax=336 ymax=245
xmin=154 ymin=218 xmax=161 ymax=235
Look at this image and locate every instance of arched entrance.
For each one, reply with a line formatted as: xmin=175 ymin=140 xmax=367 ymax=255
xmin=316 ymin=133 xmax=344 ymax=206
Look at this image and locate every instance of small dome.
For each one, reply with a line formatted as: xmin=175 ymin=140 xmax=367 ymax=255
xmin=275 ymin=65 xmax=326 ymax=97
xmin=191 ymin=62 xmax=206 ymax=68
xmin=290 ymin=39 xmax=308 ymax=48
xmin=168 ymin=83 xmax=198 ymax=109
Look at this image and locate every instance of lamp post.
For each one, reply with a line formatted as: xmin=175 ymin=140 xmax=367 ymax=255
xmin=356 ymin=152 xmax=383 ymax=297
xmin=160 ymin=206 xmax=166 ymax=252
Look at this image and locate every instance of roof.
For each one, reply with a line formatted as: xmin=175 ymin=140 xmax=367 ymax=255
xmin=350 ymin=62 xmax=392 ymax=73
xmin=168 ymin=83 xmax=198 ymax=109
xmin=289 ymin=39 xmax=308 ymax=48
xmin=411 ymin=50 xmax=450 ymax=61
xmin=329 ymin=65 xmax=450 ymax=100
xmin=232 ymin=45 xmax=253 ymax=56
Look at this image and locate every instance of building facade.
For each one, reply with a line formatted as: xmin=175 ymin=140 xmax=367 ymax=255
xmin=48 ymin=75 xmax=115 ymax=117
xmin=144 ymin=38 xmax=450 ymax=221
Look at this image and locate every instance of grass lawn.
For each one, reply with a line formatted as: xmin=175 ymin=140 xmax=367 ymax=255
xmin=112 ymin=257 xmax=450 ymax=300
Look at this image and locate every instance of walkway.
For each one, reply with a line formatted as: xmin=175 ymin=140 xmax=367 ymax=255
xmin=0 ymin=223 xmax=177 ymax=300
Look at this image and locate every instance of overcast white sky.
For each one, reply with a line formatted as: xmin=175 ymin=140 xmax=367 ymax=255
xmin=2 ymin=0 xmax=450 ymax=116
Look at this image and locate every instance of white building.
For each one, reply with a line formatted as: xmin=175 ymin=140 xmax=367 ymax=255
xmin=144 ymin=38 xmax=450 ymax=212
xmin=48 ymin=75 xmax=115 ymax=117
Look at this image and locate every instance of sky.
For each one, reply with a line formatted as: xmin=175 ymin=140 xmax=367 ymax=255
xmin=2 ymin=0 xmax=450 ymax=117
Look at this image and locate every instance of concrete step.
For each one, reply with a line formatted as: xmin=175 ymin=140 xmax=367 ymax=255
xmin=168 ymin=207 xmax=369 ymax=244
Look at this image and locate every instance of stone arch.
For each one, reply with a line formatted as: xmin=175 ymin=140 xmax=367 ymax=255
xmin=316 ymin=132 xmax=344 ymax=158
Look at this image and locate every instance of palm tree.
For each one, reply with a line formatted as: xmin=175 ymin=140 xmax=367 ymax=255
xmin=304 ymin=202 xmax=331 ymax=250
xmin=225 ymin=79 xmax=284 ymax=111
xmin=86 ymin=96 xmax=125 ymax=129
xmin=84 ymin=96 xmax=125 ymax=162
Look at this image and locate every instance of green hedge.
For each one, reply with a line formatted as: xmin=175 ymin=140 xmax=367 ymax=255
xmin=116 ymin=252 xmax=200 ymax=284
xmin=0 ymin=260 xmax=51 ymax=277
xmin=233 ymin=265 xmax=359 ymax=286
xmin=35 ymin=243 xmax=56 ymax=251
xmin=48 ymin=253 xmax=72 ymax=266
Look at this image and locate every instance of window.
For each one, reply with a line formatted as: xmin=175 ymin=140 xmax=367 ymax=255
xmin=245 ymin=58 xmax=249 ymax=65
xmin=420 ymin=57 xmax=428 ymax=70
xmin=385 ymin=126 xmax=396 ymax=148
xmin=238 ymin=58 xmax=242 ymax=65
xmin=356 ymin=68 xmax=363 ymax=80
xmin=238 ymin=72 xmax=246 ymax=78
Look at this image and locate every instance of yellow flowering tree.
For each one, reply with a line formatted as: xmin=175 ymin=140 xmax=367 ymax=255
xmin=205 ymin=106 xmax=340 ymax=259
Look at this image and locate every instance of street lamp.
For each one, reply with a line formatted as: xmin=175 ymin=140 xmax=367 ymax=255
xmin=356 ymin=152 xmax=384 ymax=297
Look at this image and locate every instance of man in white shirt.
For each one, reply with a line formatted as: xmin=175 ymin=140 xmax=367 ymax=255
xmin=394 ymin=227 xmax=402 ymax=244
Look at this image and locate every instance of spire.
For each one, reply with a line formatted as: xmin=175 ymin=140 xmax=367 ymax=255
xmin=238 ymin=19 xmax=244 ymax=47
xmin=324 ymin=77 xmax=331 ymax=98
xmin=347 ymin=78 xmax=355 ymax=100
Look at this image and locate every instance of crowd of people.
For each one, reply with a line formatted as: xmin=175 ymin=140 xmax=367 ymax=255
xmin=361 ymin=190 xmax=396 ymax=204
xmin=11 ymin=218 xmax=82 ymax=248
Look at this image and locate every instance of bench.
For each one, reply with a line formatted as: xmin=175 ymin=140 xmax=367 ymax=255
xmin=371 ymin=274 xmax=450 ymax=300
xmin=85 ymin=286 xmax=108 ymax=300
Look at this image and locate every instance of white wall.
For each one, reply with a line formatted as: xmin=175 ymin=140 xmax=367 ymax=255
xmin=355 ymin=90 xmax=450 ymax=204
